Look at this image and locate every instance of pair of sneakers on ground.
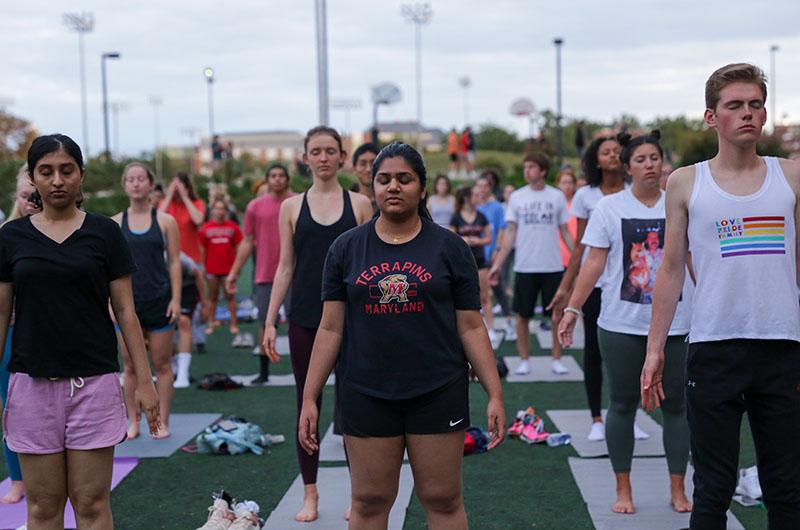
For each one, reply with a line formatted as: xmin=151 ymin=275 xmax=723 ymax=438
xmin=508 ymin=407 xmax=550 ymax=444
xmin=197 ymin=498 xmax=261 ymax=530
xmin=514 ymin=358 xmax=569 ymax=376
xmin=587 ymin=421 xmax=650 ymax=442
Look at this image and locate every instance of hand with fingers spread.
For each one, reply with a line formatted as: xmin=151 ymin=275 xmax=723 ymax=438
xmin=298 ymin=399 xmax=320 ymax=455
xmin=262 ymin=324 xmax=282 ymax=363
xmin=558 ymin=310 xmax=579 ymax=348
xmin=136 ymin=380 xmax=161 ymax=436
xmin=486 ymin=397 xmax=506 ymax=450
xmin=640 ymin=350 xmax=666 ymax=412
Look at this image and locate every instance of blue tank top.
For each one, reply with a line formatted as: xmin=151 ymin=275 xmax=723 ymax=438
xmin=290 ymin=188 xmax=357 ymax=328
xmin=122 ymin=208 xmax=170 ymax=303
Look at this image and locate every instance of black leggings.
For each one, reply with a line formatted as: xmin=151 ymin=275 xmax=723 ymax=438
xmin=288 ymin=323 xmax=322 ymax=485
xmin=582 ymin=288 xmax=602 ymax=418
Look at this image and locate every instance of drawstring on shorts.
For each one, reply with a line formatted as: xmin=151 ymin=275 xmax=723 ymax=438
xmin=48 ymin=376 xmax=86 ymax=397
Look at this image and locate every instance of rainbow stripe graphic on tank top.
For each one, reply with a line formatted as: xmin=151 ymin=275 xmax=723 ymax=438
xmin=716 ymin=216 xmax=786 ymax=258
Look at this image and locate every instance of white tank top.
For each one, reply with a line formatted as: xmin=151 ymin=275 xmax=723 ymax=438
xmin=687 ymin=157 xmax=800 ymax=343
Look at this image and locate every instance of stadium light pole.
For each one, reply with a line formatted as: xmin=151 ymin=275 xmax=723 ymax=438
xmin=63 ymin=12 xmax=94 ymax=158
xmin=458 ymin=76 xmax=471 ymax=127
xmin=770 ymin=44 xmax=779 ymax=133
xmin=401 ymin=3 xmax=433 ymax=150
xmin=553 ymin=37 xmax=564 ymax=163
xmin=101 ymin=51 xmax=121 ymax=161
xmin=204 ymin=67 xmax=215 ymax=142
xmin=149 ymin=95 xmax=163 ymax=177
xmin=314 ymin=0 xmax=330 ymax=125
xmin=109 ymin=101 xmax=129 ymax=155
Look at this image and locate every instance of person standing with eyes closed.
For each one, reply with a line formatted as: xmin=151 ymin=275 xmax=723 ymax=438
xmin=643 ymin=63 xmax=800 ymax=530
xmin=262 ymin=126 xmax=373 ymax=523
xmin=299 ymin=142 xmax=505 ymax=529
xmin=0 ymin=134 xmax=159 ymax=530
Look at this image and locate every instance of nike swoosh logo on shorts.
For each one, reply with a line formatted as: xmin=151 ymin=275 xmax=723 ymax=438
xmin=449 ymin=418 xmax=464 ymax=427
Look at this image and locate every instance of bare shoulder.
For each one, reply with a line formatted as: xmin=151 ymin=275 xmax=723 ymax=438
xmin=280 ymin=193 xmax=304 ymax=225
xmin=156 ymin=210 xmax=177 ymax=228
xmin=778 ymin=158 xmax=800 ymax=193
xmin=348 ymin=190 xmax=373 ymax=222
xmin=665 ymin=165 xmax=696 ymax=205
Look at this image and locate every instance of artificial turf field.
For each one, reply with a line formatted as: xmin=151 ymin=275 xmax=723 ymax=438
xmin=0 ymin=263 xmax=767 ymax=529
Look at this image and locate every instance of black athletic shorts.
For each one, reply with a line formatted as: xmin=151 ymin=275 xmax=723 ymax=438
xmin=181 ymin=284 xmax=199 ymax=316
xmin=512 ymin=271 xmax=563 ymax=319
xmin=341 ymin=373 xmax=470 ymax=437
xmin=135 ymin=292 xmax=173 ymax=332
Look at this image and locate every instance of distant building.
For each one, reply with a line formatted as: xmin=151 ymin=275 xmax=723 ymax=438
xmin=365 ymin=121 xmax=445 ymax=151
xmin=198 ymin=130 xmax=305 ymax=166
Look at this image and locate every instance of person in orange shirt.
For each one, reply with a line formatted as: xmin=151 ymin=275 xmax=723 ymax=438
xmin=158 ymin=172 xmax=206 ymax=263
xmin=556 ymin=167 xmax=578 ymax=267
xmin=447 ymin=127 xmax=460 ymax=175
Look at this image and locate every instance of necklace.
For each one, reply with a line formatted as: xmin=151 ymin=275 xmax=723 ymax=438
xmin=379 ymin=217 xmax=421 ymax=243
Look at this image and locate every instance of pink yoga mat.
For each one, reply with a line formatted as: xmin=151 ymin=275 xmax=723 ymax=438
xmin=0 ymin=457 xmax=138 ymax=530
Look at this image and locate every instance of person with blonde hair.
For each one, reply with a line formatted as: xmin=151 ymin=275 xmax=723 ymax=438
xmin=0 ymin=164 xmax=40 ymax=504
xmin=112 ymin=162 xmax=182 ymax=440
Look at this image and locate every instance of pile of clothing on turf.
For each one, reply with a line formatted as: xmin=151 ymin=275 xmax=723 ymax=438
xmin=196 ymin=490 xmax=262 ymax=530
xmin=189 ymin=417 xmax=285 ymax=456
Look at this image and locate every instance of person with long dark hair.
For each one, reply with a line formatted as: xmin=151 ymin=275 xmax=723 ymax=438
xmin=263 ymin=126 xmax=374 ymax=522
xmin=559 ymin=131 xmax=692 ymax=515
xmin=0 ymin=134 xmax=159 ymax=529
xmin=298 ymin=142 xmax=505 ymax=529
xmin=547 ymin=135 xmax=632 ymax=441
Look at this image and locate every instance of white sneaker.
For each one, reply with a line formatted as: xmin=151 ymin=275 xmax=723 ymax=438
xmin=735 ymin=466 xmax=762 ymax=500
xmin=504 ymin=320 xmax=517 ymax=341
xmin=174 ymin=352 xmax=192 ymax=389
xmin=587 ymin=421 xmax=605 ymax=441
xmin=487 ymin=328 xmax=501 ymax=349
xmin=633 ymin=422 xmax=650 ymax=440
xmin=514 ymin=359 xmax=531 ymax=375
xmin=551 ymin=359 xmax=569 ymax=375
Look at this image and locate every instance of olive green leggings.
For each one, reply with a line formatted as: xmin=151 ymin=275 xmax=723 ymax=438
xmin=597 ymin=328 xmax=690 ymax=475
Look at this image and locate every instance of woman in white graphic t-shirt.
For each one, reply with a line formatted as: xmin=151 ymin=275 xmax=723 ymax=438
xmin=558 ymin=131 xmax=693 ymax=516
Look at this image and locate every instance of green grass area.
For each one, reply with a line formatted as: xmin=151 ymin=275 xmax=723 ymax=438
xmin=0 ymin=262 xmax=767 ymax=528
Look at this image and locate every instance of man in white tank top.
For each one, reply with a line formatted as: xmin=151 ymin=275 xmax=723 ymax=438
xmin=643 ymin=63 xmax=800 ymax=529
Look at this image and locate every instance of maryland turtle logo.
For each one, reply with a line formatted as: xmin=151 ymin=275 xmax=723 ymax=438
xmin=378 ymin=274 xmax=410 ymax=303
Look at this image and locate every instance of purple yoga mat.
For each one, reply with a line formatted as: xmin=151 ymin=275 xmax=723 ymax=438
xmin=0 ymin=457 xmax=138 ymax=530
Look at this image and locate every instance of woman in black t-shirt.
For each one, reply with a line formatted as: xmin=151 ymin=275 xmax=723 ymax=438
xmin=298 ymin=142 xmax=506 ymax=528
xmin=0 ymin=135 xmax=160 ymax=530
xmin=450 ymin=185 xmax=494 ymax=340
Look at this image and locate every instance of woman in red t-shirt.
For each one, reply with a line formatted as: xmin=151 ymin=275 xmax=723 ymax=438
xmin=158 ymin=172 xmax=206 ymax=263
xmin=199 ymin=198 xmax=243 ymax=335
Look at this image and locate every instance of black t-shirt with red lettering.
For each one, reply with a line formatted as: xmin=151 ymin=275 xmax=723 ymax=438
xmin=322 ymin=217 xmax=480 ymax=399
xmin=450 ymin=210 xmax=489 ymax=269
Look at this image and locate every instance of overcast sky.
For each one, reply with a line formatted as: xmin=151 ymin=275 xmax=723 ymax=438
xmin=4 ymin=0 xmax=800 ymax=157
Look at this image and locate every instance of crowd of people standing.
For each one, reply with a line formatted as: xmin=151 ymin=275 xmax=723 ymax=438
xmin=0 ymin=62 xmax=798 ymax=530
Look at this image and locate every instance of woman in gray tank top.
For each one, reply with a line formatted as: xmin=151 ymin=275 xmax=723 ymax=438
xmin=428 ymin=174 xmax=456 ymax=227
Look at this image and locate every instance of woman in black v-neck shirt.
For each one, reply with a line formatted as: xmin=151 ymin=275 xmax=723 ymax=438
xmin=0 ymin=135 xmax=160 ymax=530
xmin=298 ymin=142 xmax=506 ymax=528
